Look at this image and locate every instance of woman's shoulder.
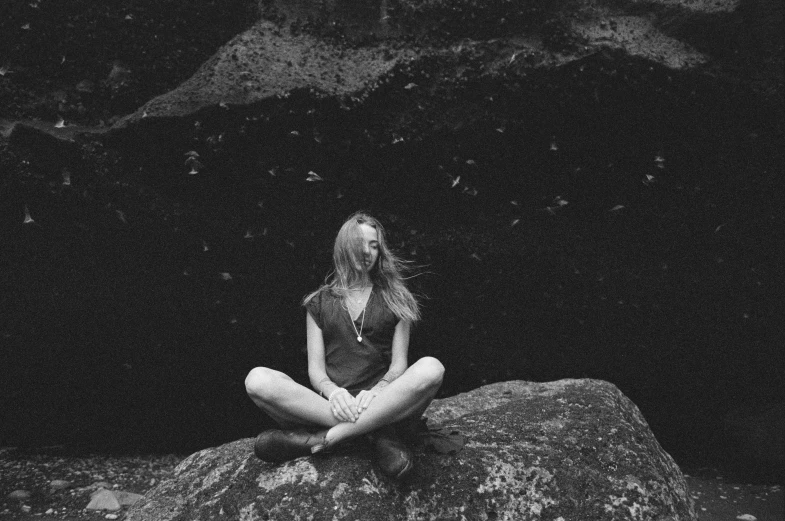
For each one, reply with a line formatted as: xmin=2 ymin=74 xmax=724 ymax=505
xmin=304 ymin=285 xmax=338 ymax=306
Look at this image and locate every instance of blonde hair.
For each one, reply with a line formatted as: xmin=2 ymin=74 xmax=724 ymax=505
xmin=303 ymin=212 xmax=421 ymax=323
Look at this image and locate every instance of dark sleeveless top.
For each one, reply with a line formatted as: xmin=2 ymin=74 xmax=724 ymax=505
xmin=304 ymin=286 xmax=400 ymax=393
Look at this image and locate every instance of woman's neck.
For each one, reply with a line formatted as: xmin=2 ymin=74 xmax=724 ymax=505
xmin=344 ymin=275 xmax=372 ymax=289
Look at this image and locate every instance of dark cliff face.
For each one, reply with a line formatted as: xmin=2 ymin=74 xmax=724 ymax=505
xmin=0 ymin=0 xmax=782 ymax=481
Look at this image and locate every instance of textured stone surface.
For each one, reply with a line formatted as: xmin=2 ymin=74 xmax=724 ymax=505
xmin=112 ymin=0 xmax=739 ymax=128
xmin=113 ymin=20 xmax=411 ymax=127
xmin=126 ymin=379 xmax=695 ymax=520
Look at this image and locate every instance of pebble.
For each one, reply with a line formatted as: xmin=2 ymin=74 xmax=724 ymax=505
xmin=8 ymin=490 xmax=30 ymax=500
xmin=105 ymin=515 xmax=119 ymax=520
xmin=21 ymin=505 xmax=31 ymax=513
xmin=736 ymin=515 xmax=757 ymax=521
xmin=75 ymin=79 xmax=96 ymax=93
xmin=45 ymin=508 xmax=54 ymax=514
xmin=50 ymin=479 xmax=71 ymax=491
xmin=114 ymin=490 xmax=144 ymax=506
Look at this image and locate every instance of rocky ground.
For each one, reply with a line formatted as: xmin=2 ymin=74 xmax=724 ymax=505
xmin=0 ymin=448 xmax=782 ymax=521
xmin=682 ymin=467 xmax=783 ymax=521
xmin=0 ymin=448 xmax=179 ymax=520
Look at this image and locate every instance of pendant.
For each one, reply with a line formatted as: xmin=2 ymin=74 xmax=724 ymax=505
xmin=357 ymin=336 xmax=362 ymax=342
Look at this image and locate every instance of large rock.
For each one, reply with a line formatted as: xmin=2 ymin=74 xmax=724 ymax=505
xmin=125 ymin=379 xmax=696 ymax=520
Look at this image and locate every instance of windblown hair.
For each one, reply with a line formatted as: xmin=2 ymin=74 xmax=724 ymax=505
xmin=303 ymin=212 xmax=421 ymax=323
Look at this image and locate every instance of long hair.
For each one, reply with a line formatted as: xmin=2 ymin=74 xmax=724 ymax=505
xmin=303 ymin=212 xmax=421 ymax=323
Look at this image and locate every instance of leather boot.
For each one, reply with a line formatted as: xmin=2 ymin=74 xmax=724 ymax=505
xmin=368 ymin=426 xmax=414 ymax=479
xmin=254 ymin=429 xmax=328 ymax=463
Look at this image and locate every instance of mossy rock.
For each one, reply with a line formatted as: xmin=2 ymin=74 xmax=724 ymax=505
xmin=126 ymin=379 xmax=695 ymax=520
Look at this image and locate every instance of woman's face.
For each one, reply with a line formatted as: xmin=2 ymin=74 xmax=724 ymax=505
xmin=358 ymin=223 xmax=380 ymax=272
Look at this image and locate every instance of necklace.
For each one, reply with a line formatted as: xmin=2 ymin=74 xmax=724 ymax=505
xmin=346 ymin=286 xmax=371 ymax=343
xmin=350 ymin=305 xmax=366 ymax=343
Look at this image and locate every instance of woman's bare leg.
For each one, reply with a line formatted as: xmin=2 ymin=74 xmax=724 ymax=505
xmin=245 ymin=368 xmax=339 ymax=429
xmin=325 ymin=357 xmax=444 ymax=445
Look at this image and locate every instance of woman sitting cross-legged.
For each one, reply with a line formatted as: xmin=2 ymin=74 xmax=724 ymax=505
xmin=245 ymin=212 xmax=444 ymax=480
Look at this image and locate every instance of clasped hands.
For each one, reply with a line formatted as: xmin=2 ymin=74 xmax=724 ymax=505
xmin=328 ymin=388 xmax=378 ymax=423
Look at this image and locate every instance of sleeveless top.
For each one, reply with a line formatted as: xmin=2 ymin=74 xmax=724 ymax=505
xmin=304 ymin=286 xmax=400 ymax=393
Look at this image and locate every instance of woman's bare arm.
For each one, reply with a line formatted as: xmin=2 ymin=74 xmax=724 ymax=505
xmin=306 ymin=312 xmax=335 ymax=396
xmin=306 ymin=312 xmax=358 ymax=422
xmin=372 ymin=319 xmax=410 ymax=391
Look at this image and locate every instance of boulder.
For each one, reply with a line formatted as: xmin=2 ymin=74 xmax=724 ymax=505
xmin=125 ymin=379 xmax=696 ymax=520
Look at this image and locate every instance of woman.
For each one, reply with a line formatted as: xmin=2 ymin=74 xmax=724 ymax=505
xmin=245 ymin=212 xmax=444 ymax=479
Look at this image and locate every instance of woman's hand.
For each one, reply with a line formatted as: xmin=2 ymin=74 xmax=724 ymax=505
xmin=355 ymin=389 xmax=378 ymax=415
xmin=329 ymin=388 xmax=359 ymax=423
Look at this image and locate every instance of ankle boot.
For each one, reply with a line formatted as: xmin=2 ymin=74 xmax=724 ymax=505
xmin=368 ymin=426 xmax=414 ymax=480
xmin=254 ymin=429 xmax=328 ymax=463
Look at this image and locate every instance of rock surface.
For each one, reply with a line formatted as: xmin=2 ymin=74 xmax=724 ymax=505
xmin=114 ymin=20 xmax=412 ymax=127
xmin=126 ymin=379 xmax=696 ymax=520
xmin=113 ymin=0 xmax=739 ymax=128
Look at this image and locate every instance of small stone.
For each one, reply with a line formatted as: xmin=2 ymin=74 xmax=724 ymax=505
xmin=50 ymin=90 xmax=68 ymax=103
xmin=107 ymin=61 xmax=132 ymax=87
xmin=50 ymin=479 xmax=71 ymax=491
xmin=105 ymin=515 xmax=119 ymax=520
xmin=45 ymin=508 xmax=54 ymax=514
xmin=149 ymin=478 xmax=156 ymax=486
xmin=21 ymin=505 xmax=31 ymax=513
xmin=736 ymin=515 xmax=757 ymax=521
xmin=8 ymin=490 xmax=30 ymax=500
xmin=114 ymin=490 xmax=144 ymax=506
xmin=85 ymin=489 xmax=121 ymax=511
xmin=75 ymin=79 xmax=96 ymax=93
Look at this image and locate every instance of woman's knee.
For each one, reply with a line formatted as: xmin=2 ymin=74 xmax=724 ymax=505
xmin=413 ymin=356 xmax=444 ymax=389
xmin=244 ymin=367 xmax=281 ymax=402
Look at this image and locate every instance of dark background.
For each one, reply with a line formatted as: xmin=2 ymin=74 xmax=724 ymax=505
xmin=1 ymin=0 xmax=783 ymax=484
